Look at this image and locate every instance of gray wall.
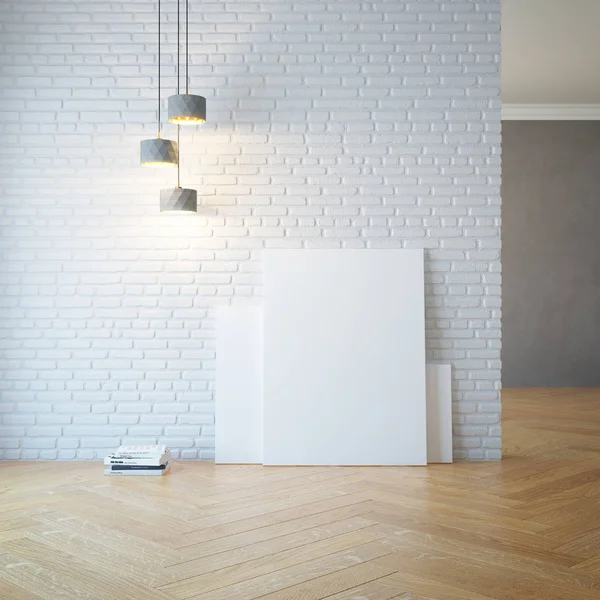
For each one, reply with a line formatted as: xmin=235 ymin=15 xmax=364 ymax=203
xmin=502 ymin=121 xmax=600 ymax=387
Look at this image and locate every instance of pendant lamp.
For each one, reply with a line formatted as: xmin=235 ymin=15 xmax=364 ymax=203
xmin=160 ymin=127 xmax=197 ymax=213
xmin=161 ymin=187 xmax=198 ymax=212
xmin=168 ymin=0 xmax=206 ymax=125
xmin=140 ymin=0 xmax=177 ymax=167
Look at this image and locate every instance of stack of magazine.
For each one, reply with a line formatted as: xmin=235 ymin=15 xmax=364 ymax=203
xmin=104 ymin=444 xmax=171 ymax=476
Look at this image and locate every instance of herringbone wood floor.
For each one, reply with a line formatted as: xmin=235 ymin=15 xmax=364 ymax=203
xmin=1 ymin=389 xmax=600 ymax=599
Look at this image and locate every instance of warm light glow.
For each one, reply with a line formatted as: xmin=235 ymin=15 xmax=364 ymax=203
xmin=169 ymin=116 xmax=206 ymax=124
xmin=141 ymin=161 xmax=177 ymax=167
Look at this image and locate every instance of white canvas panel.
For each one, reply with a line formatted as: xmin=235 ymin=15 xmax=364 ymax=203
xmin=426 ymin=364 xmax=453 ymax=463
xmin=263 ymin=250 xmax=427 ymax=466
xmin=215 ymin=306 xmax=263 ymax=464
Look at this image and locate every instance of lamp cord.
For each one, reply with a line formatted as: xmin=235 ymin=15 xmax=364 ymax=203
xmin=186 ymin=0 xmax=189 ymax=94
xmin=177 ymin=0 xmax=181 ymax=187
xmin=177 ymin=125 xmax=181 ymax=188
xmin=177 ymin=0 xmax=180 ymax=95
xmin=157 ymin=0 xmax=161 ymax=137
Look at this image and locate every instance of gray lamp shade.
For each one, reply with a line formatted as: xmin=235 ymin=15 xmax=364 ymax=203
xmin=140 ymin=138 xmax=178 ymax=167
xmin=168 ymin=94 xmax=206 ymax=125
xmin=160 ymin=187 xmax=197 ymax=213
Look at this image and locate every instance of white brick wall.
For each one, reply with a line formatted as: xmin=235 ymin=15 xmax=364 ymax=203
xmin=0 ymin=0 xmax=501 ymax=461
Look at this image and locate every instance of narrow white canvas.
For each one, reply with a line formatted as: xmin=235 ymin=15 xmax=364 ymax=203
xmin=215 ymin=306 xmax=263 ymax=464
xmin=426 ymin=364 xmax=453 ymax=463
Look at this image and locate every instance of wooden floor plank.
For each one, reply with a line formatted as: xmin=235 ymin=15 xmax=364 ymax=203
xmin=362 ymin=509 xmax=578 ymax=567
xmin=25 ymin=523 xmax=173 ymax=587
xmin=254 ymin=559 xmax=397 ymax=600
xmin=554 ymin=528 xmax=600 ymax=559
xmin=164 ymin=516 xmax=376 ymax=575
xmin=312 ymin=580 xmax=408 ymax=600
xmin=0 ymin=552 xmax=105 ymax=600
xmin=0 ymin=579 xmax=45 ymax=600
xmin=376 ymin=572 xmax=504 ymax=600
xmin=184 ymin=541 xmax=394 ymax=600
xmin=572 ymin=553 xmax=600 ymax=575
xmin=165 ymin=492 xmax=370 ymax=548
xmin=159 ymin=529 xmax=385 ymax=598
xmin=33 ymin=510 xmax=182 ymax=564
xmin=375 ymin=550 xmax=600 ymax=600
xmin=0 ymin=538 xmax=174 ymax=600
xmin=371 ymin=523 xmax=600 ymax=591
xmin=163 ymin=502 xmax=374 ymax=561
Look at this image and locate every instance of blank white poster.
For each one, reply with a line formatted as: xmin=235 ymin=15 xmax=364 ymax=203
xmin=426 ymin=364 xmax=453 ymax=463
xmin=263 ymin=250 xmax=427 ymax=466
xmin=215 ymin=306 xmax=263 ymax=464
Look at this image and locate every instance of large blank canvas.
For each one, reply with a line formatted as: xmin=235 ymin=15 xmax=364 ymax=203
xmin=263 ymin=250 xmax=427 ymax=466
xmin=215 ymin=306 xmax=263 ymax=464
xmin=426 ymin=364 xmax=453 ymax=463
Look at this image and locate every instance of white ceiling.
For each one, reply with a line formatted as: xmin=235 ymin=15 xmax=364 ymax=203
xmin=502 ymin=0 xmax=600 ymax=104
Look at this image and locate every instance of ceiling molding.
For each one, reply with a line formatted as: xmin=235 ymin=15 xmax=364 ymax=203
xmin=502 ymin=104 xmax=600 ymax=120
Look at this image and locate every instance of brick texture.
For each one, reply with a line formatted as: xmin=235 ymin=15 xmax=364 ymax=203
xmin=0 ymin=0 xmax=501 ymax=461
